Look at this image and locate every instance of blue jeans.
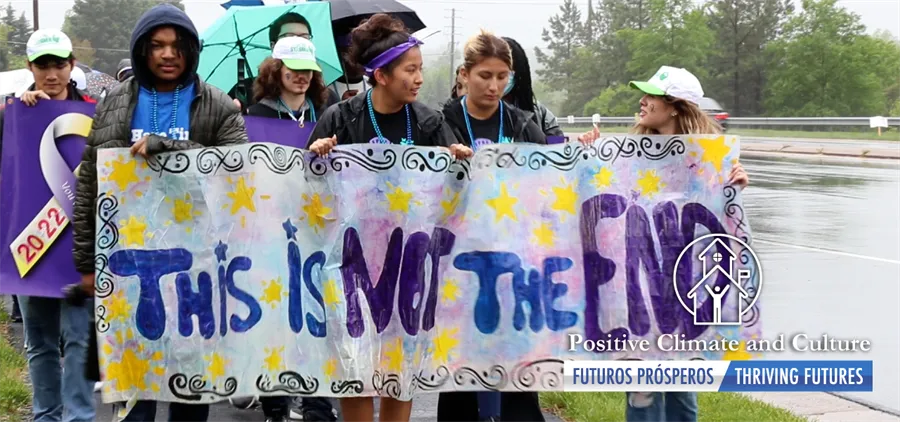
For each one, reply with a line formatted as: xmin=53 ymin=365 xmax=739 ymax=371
xmin=626 ymin=392 xmax=698 ymax=422
xmin=19 ymin=296 xmax=96 ymax=422
xmin=120 ymin=400 xmax=209 ymax=421
xmin=476 ymin=391 xmax=501 ymax=420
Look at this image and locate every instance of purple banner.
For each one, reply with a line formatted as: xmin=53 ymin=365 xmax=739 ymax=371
xmin=0 ymin=99 xmax=94 ymax=298
xmin=244 ymin=115 xmax=314 ymax=147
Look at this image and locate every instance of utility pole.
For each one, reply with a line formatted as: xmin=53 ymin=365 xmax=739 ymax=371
xmin=32 ymin=0 xmax=39 ymax=30
xmin=448 ymin=8 xmax=456 ymax=87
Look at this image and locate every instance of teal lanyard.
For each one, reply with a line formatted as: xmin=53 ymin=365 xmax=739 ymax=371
xmin=461 ymin=95 xmax=506 ymax=148
xmin=278 ymin=98 xmax=317 ymax=125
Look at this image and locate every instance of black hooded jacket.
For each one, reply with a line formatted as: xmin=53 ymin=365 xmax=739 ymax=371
xmin=72 ymin=4 xmax=248 ymax=275
xmin=308 ymin=93 xmax=457 ymax=147
xmin=442 ymin=97 xmax=547 ymax=146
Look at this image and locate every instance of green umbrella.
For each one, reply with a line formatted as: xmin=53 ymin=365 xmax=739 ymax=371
xmin=198 ymin=2 xmax=342 ymax=93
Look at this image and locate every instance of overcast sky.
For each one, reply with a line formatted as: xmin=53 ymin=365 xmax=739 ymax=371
xmin=4 ymin=0 xmax=899 ymax=58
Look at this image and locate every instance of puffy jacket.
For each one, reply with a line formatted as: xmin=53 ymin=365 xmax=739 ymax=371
xmin=533 ymin=101 xmax=563 ymax=137
xmin=308 ymin=93 xmax=457 ymax=147
xmin=71 ymin=4 xmax=248 ymax=275
xmin=442 ymin=97 xmax=547 ymax=146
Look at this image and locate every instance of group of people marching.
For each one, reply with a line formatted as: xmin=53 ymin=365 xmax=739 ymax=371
xmin=1 ymin=3 xmax=750 ymax=422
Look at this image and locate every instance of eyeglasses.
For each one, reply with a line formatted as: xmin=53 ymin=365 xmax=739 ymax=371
xmin=279 ymin=32 xmax=313 ymax=40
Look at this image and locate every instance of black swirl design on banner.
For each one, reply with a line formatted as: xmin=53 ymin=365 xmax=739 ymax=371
xmin=95 ymin=305 xmax=109 ymax=333
xmin=723 ymin=184 xmax=759 ymax=322
xmin=448 ymin=159 xmax=472 ymax=181
xmin=401 ymin=147 xmax=452 ymax=173
xmin=169 ymin=374 xmax=237 ymax=401
xmin=197 ymin=148 xmax=245 ymax=175
xmin=596 ymin=136 xmax=686 ymax=163
xmin=145 ymin=152 xmax=190 ymax=175
xmin=93 ymin=253 xmax=114 ymax=298
xmin=330 ymin=380 xmax=364 ymax=394
xmin=95 ymin=194 xmax=119 ymax=251
xmin=248 ymin=144 xmax=306 ymax=174
xmin=472 ymin=147 xmax=528 ymax=170
xmin=526 ymin=143 xmax=584 ymax=171
xmin=453 ymin=365 xmax=508 ymax=389
xmin=372 ymin=371 xmax=402 ymax=398
xmin=256 ymin=372 xmax=319 ymax=395
xmin=309 ymin=148 xmax=398 ymax=176
xmin=511 ymin=359 xmax=564 ymax=390
xmin=412 ymin=366 xmax=451 ymax=391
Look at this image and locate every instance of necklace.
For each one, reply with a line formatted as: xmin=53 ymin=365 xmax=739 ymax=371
xmin=462 ymin=95 xmax=505 ymax=150
xmin=278 ymin=97 xmax=317 ymax=128
xmin=367 ymin=89 xmax=412 ymax=145
xmin=150 ymin=85 xmax=182 ymax=136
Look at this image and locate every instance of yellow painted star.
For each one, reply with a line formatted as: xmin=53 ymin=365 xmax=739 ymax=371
xmin=323 ymin=357 xmax=338 ymax=379
xmin=264 ymin=346 xmax=285 ymax=372
xmin=322 ymin=279 xmax=342 ymax=310
xmin=592 ymin=167 xmax=614 ymax=189
xmin=636 ymin=170 xmax=666 ymax=199
xmin=120 ymin=216 xmax=147 ymax=247
xmin=107 ymin=157 xmax=140 ymax=191
xmin=696 ymin=136 xmax=732 ymax=173
xmin=171 ymin=194 xmax=196 ymax=223
xmin=431 ymin=328 xmax=460 ymax=364
xmin=301 ymin=193 xmax=333 ymax=231
xmin=105 ymin=291 xmax=132 ymax=323
xmin=385 ymin=182 xmax=414 ymax=214
xmin=383 ymin=338 xmax=404 ymax=372
xmin=227 ymin=176 xmax=257 ymax=215
xmin=441 ymin=191 xmax=461 ymax=219
xmin=441 ymin=279 xmax=461 ymax=304
xmin=204 ymin=352 xmax=228 ymax=381
xmin=532 ymin=222 xmax=555 ymax=247
xmin=106 ymin=348 xmax=150 ymax=391
xmin=551 ymin=179 xmax=577 ymax=216
xmin=260 ymin=278 xmax=284 ymax=309
xmin=485 ymin=183 xmax=518 ymax=222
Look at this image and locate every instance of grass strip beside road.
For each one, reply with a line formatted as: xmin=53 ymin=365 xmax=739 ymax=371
xmin=0 ymin=308 xmax=29 ymax=422
xmin=562 ymin=126 xmax=900 ymax=141
xmin=541 ymin=391 xmax=807 ymax=422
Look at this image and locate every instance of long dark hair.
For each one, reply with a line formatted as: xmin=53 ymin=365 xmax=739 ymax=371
xmin=450 ymin=64 xmax=464 ymax=99
xmin=347 ymin=13 xmax=411 ymax=86
xmin=502 ymin=36 xmax=536 ymax=114
xmin=252 ymin=57 xmax=328 ymax=109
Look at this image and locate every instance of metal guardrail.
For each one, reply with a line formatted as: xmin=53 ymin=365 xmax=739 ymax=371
xmin=562 ymin=116 xmax=900 ymax=127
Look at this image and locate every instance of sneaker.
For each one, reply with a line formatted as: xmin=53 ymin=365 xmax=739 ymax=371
xmin=230 ymin=396 xmax=259 ymax=410
xmin=94 ymin=382 xmax=103 ymax=393
xmin=291 ymin=397 xmax=335 ymax=421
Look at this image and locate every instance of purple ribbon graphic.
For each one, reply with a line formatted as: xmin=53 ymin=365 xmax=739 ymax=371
xmin=39 ymin=114 xmax=93 ymax=219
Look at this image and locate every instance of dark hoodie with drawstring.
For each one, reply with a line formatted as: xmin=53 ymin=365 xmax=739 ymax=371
xmin=72 ymin=3 xmax=248 ymax=276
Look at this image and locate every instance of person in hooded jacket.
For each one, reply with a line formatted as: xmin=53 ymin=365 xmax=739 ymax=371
xmin=248 ymin=37 xmax=330 ymax=125
xmin=501 ymin=37 xmax=562 ymax=138
xmin=442 ymin=30 xmax=546 ymax=154
xmin=70 ymin=4 xmax=248 ymax=421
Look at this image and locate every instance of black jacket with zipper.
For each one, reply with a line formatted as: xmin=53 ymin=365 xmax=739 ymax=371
xmin=442 ymin=97 xmax=547 ymax=146
xmin=307 ymin=93 xmax=457 ymax=147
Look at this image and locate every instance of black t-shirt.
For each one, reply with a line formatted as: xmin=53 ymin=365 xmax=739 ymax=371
xmin=360 ymin=106 xmax=423 ymax=145
xmin=466 ymin=108 xmax=514 ymax=150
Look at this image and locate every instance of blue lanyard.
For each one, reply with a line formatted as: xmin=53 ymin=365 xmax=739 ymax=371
xmin=462 ymin=95 xmax=505 ymax=148
xmin=278 ymin=98 xmax=317 ymax=125
xmin=367 ymin=89 xmax=413 ymax=145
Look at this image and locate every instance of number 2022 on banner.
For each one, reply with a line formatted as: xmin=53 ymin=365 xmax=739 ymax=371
xmin=10 ymin=199 xmax=68 ymax=277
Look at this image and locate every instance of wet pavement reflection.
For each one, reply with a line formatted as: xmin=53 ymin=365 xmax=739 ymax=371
xmin=743 ymin=155 xmax=900 ymax=412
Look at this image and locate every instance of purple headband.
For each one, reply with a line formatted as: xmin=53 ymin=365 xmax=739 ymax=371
xmin=364 ymin=37 xmax=423 ymax=77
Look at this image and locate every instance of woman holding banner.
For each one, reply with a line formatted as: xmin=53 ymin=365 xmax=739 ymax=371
xmin=306 ymin=13 xmax=456 ymax=422
xmin=436 ymin=30 xmax=547 ymax=422
xmin=578 ymin=66 xmax=748 ymax=422
xmin=248 ymin=37 xmax=332 ymax=125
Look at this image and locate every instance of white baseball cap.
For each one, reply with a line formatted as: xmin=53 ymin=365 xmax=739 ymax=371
xmin=272 ymin=36 xmax=321 ymax=72
xmin=629 ymin=66 xmax=704 ymax=106
xmin=26 ymin=29 xmax=73 ymax=62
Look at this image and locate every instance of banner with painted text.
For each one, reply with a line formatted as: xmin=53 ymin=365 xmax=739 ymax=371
xmin=94 ymin=137 xmax=760 ymax=404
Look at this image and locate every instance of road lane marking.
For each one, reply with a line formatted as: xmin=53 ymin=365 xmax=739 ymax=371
xmin=754 ymin=238 xmax=900 ymax=265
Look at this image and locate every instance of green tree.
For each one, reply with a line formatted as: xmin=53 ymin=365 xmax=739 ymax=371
xmin=64 ymin=0 xmax=184 ymax=74
xmin=624 ymin=0 xmax=714 ymax=80
xmin=535 ymin=0 xmax=583 ymax=113
xmin=582 ymin=83 xmax=642 ymax=117
xmin=0 ymin=24 xmax=9 ymax=71
xmin=765 ymin=0 xmax=886 ymax=116
xmin=705 ymin=0 xmax=792 ymax=116
xmin=3 ymin=5 xmax=32 ymax=57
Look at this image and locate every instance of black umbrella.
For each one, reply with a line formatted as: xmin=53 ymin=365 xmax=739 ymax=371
xmin=328 ymin=0 xmax=426 ymax=36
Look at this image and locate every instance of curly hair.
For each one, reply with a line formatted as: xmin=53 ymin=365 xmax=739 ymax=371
xmin=631 ymin=96 xmax=722 ymax=135
xmin=252 ymin=57 xmax=328 ymax=108
xmin=347 ymin=13 xmax=411 ymax=86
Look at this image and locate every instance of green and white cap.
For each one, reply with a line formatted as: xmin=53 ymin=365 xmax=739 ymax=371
xmin=272 ymin=36 xmax=321 ymax=72
xmin=629 ymin=66 xmax=703 ymax=106
xmin=26 ymin=29 xmax=73 ymax=62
